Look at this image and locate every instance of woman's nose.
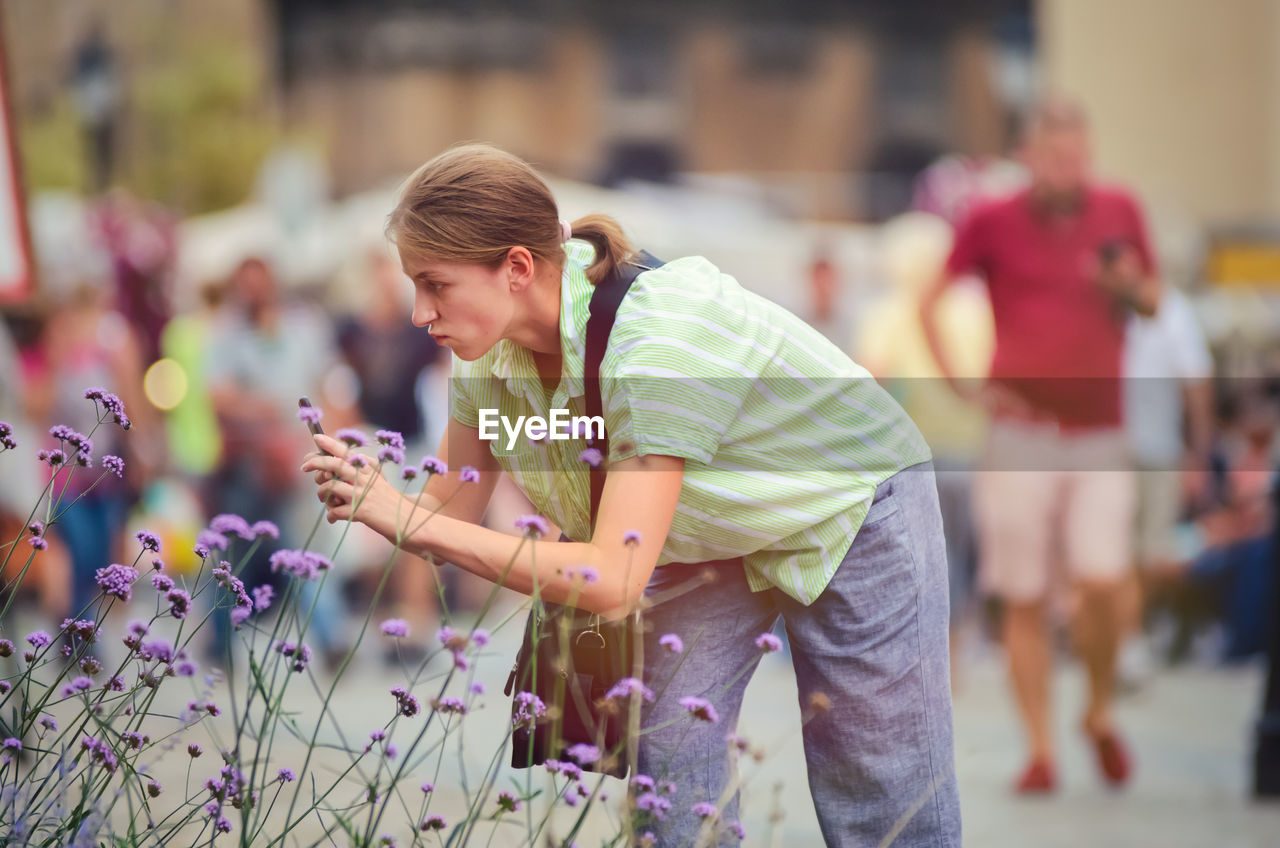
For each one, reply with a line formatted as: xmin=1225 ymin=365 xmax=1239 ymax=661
xmin=412 ymin=294 xmax=438 ymax=328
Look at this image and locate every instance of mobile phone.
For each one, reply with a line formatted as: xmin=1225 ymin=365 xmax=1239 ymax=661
xmin=298 ymin=397 xmax=332 ymax=456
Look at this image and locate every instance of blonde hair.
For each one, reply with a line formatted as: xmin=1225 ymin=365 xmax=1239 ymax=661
xmin=387 ymin=143 xmax=635 ymax=285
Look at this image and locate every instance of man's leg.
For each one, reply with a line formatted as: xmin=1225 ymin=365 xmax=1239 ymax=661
xmin=636 ymin=561 xmax=777 ymax=845
xmin=777 ymin=463 xmax=961 ymax=847
xmin=1064 ymin=460 xmax=1137 ymax=784
xmin=974 ymin=448 xmax=1059 ymax=787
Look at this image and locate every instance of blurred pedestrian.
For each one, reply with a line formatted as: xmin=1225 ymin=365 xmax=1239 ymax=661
xmin=920 ymin=96 xmax=1161 ymax=793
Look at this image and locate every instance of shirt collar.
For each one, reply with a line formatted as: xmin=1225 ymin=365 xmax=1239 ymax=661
xmin=489 ymin=242 xmax=594 ymax=402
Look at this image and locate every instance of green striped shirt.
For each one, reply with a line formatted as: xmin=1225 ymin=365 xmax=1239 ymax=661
xmin=450 ymin=241 xmax=931 ymax=604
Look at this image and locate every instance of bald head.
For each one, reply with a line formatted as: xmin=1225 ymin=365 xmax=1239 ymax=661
xmin=1020 ymin=95 xmax=1092 ymax=201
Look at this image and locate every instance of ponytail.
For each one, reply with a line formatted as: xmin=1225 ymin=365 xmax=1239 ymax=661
xmin=568 ymin=214 xmax=636 ymax=286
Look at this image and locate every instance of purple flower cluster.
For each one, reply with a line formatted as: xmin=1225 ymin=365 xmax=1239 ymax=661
xmin=691 ymin=802 xmax=718 ymax=819
xmin=61 ymin=618 xmax=98 ymax=644
xmin=496 ymin=791 xmax=522 ymax=813
xmin=623 ymin=529 xmax=642 ymax=546
xmin=152 ymin=573 xmax=174 ymax=593
xmin=0 ymin=421 xmax=16 ymax=451
xmin=209 ymin=513 xmax=256 ymax=540
xmin=336 ymin=428 xmax=368 ymax=447
xmin=134 ymin=529 xmax=161 ymax=553
xmin=421 ymin=456 xmax=448 ymax=476
xmin=274 ymin=641 xmax=312 ymax=673
xmin=80 ymin=735 xmax=119 ymax=773
xmin=566 ymin=566 xmax=599 ymax=584
xmin=380 ymin=618 xmax=409 ymax=638
xmin=754 ymin=632 xmax=783 ymax=653
xmin=297 ymin=405 xmax=323 ymax=426
xmin=37 ymin=449 xmax=66 ymax=467
xmin=376 ymin=429 xmax=405 ymax=449
xmin=514 ymin=514 xmax=550 ymax=538
xmin=96 ymin=562 xmax=139 ymax=601
xmin=459 ymin=465 xmax=479 ymax=483
xmin=578 ymin=447 xmax=603 ymax=467
xmin=636 ymin=792 xmax=673 ymax=819
xmin=84 ymin=387 xmax=130 ymax=429
xmin=103 ymin=455 xmax=125 ymax=477
xmin=138 ymin=640 xmax=175 ymax=665
xmin=512 ymin=691 xmax=547 ymax=728
xmin=49 ymin=425 xmax=93 ymax=466
xmin=603 ymin=677 xmax=655 ymax=704
xmin=420 ymin=815 xmax=446 ymax=832
xmin=431 ymin=696 xmax=467 ymax=715
xmin=269 ymin=549 xmax=332 ymax=581
xmin=252 ymin=584 xmax=274 ymax=612
xmin=565 ymin=743 xmax=600 ymax=765
xmin=678 ymin=696 xmax=720 ymax=724
xmin=658 ymin=633 xmax=684 ymax=654
xmin=167 ymin=588 xmax=192 ymax=619
xmin=59 ymin=677 xmax=93 ymax=698
xmin=277 ymin=768 xmax=295 ymax=783
xmin=195 ymin=529 xmax=228 ymax=553
xmin=390 ymin=686 xmax=420 ymax=717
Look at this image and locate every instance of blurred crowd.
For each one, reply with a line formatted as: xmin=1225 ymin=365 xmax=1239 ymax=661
xmin=0 ymin=196 xmax=508 ymax=668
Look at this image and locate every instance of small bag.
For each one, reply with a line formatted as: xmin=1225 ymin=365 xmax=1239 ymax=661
xmin=505 ymin=251 xmax=662 ymax=777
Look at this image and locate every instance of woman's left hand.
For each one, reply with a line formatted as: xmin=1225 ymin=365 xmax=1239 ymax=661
xmin=300 ymin=434 xmax=409 ymax=539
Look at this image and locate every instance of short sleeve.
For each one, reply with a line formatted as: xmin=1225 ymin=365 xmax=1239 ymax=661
xmin=599 ymin=270 xmax=758 ymax=465
xmin=944 ymin=205 xmax=990 ymax=277
xmin=1168 ymin=296 xmax=1213 ymax=380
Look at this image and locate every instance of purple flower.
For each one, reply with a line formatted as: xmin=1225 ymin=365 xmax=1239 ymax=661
xmin=567 ymin=566 xmax=599 ymax=584
xmin=95 ymin=563 xmax=138 ymax=601
xmin=195 ymin=529 xmax=229 ymax=552
xmin=230 ymin=606 xmax=251 ymax=627
xmin=565 ymin=743 xmax=600 ymax=764
xmin=214 ymin=817 xmax=232 ymax=834
xmin=421 ymin=781 xmax=434 ymax=794
xmin=0 ymin=421 xmax=14 ymax=450
xmin=269 ymin=549 xmax=332 ymax=581
xmin=135 ymin=530 xmax=162 ymax=552
xmin=0 ymin=682 xmax=9 ymax=695
xmin=678 ymin=696 xmax=720 ymax=723
xmin=754 ymin=632 xmax=783 ymax=653
xmin=84 ymin=388 xmax=130 ymax=429
xmin=121 ymin=731 xmax=147 ymax=750
xmin=623 ymin=529 xmax=642 ymax=546
xmin=459 ymin=465 xmax=479 ymax=483
xmin=26 ymin=630 xmax=52 ymax=649
xmin=297 ymin=405 xmax=323 ymax=425
xmin=578 ymin=447 xmax=603 ymax=467
xmin=514 ymin=514 xmax=550 ymax=538
xmin=38 ymin=716 xmax=57 ymax=732
xmin=277 ymin=768 xmax=295 ymax=783
xmin=275 ymin=641 xmax=313 ymax=673
xmin=147 ymin=780 xmax=162 ymax=798
xmin=380 ymin=618 xmax=410 ymax=638
xmin=0 ymin=639 xmax=11 ymax=657
xmin=471 ymin=628 xmax=490 ymax=648
xmin=604 ymin=677 xmax=654 ymax=703
xmin=252 ymin=584 xmax=274 ymax=612
xmin=421 ymin=815 xmax=446 ymax=831
xmin=728 ymin=821 xmax=746 ymax=839
xmin=28 ymin=520 xmax=45 ymax=537
xmin=38 ymin=448 xmax=67 ymax=467
xmin=432 ymin=696 xmax=467 ymax=715
xmin=167 ymin=588 xmax=192 ymax=619
xmin=152 ymin=573 xmax=174 ymax=593
xmin=103 ymin=455 xmax=125 ymax=477
xmin=188 ymin=743 xmax=203 ymax=758
xmin=2 ymin=738 xmax=22 ymax=754
xmin=378 ymin=445 xmax=404 ymax=465
xmin=369 ymin=729 xmax=387 ymax=743
xmin=632 ymin=774 xmax=655 ymax=792
xmin=335 ymin=428 xmax=368 ymax=447
xmin=375 ymin=429 xmax=405 ymax=449
xmin=469 ymin=681 xmax=485 ymax=695
xmin=209 ymin=514 xmax=254 ymax=540
xmin=176 ymin=660 xmax=198 ymax=677
xmin=105 ymin=675 xmax=125 ymax=691
xmin=636 ymin=792 xmax=671 ymax=819
xmin=28 ymin=536 xmax=47 ymax=551
xmin=691 ymin=802 xmax=718 ymax=819
xmin=496 ymin=791 xmax=521 ymax=813
xmin=659 ymin=633 xmax=684 ymax=654
xmin=401 ymin=467 xmax=418 ymax=481
xmin=512 ymin=691 xmax=547 ymax=727
xmin=139 ymin=640 xmax=175 ymax=664
xmin=251 ymin=520 xmax=280 ymax=539
xmin=390 ymin=685 xmax=421 ymax=717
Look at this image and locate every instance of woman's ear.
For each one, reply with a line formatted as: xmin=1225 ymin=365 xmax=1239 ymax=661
xmin=505 ymin=246 xmax=537 ymax=292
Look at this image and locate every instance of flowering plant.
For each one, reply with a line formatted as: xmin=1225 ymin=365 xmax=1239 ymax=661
xmin=0 ymin=392 xmax=811 ymax=846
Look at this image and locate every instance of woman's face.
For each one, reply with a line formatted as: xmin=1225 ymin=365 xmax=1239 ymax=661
xmin=401 ymin=251 xmax=515 ymax=361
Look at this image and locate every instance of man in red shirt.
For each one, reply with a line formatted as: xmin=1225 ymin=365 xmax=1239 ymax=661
xmin=920 ymin=96 xmax=1160 ymax=794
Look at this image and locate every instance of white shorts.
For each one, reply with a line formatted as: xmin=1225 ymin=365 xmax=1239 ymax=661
xmin=974 ymin=421 xmax=1136 ymax=603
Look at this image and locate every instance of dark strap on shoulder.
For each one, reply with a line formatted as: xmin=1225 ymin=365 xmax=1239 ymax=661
xmin=584 ymin=250 xmax=662 ymax=531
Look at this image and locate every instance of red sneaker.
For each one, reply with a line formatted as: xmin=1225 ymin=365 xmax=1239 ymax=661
xmin=1013 ymin=759 xmax=1058 ymax=795
xmin=1087 ymin=730 xmax=1133 ymax=787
